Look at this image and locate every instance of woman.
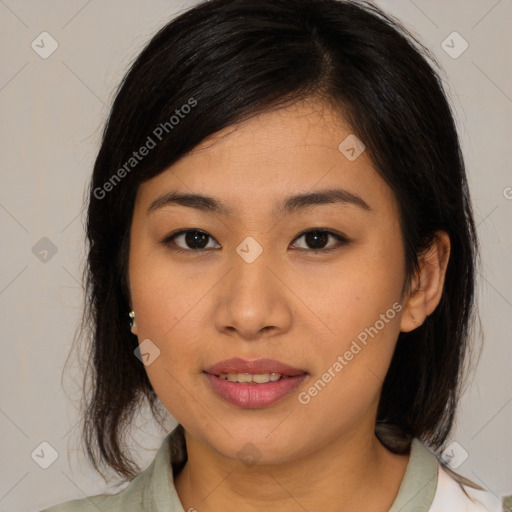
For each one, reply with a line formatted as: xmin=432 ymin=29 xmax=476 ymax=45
xmin=41 ymin=0 xmax=502 ymax=510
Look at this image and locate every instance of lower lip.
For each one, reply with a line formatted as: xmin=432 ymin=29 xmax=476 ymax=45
xmin=204 ymin=373 xmax=307 ymax=408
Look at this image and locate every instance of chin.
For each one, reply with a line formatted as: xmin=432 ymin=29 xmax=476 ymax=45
xmin=202 ymin=427 xmax=310 ymax=467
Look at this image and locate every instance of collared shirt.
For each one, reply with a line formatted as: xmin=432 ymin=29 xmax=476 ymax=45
xmin=40 ymin=424 xmax=502 ymax=511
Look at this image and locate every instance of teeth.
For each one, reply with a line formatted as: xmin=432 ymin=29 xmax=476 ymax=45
xmin=218 ymin=372 xmax=286 ymax=383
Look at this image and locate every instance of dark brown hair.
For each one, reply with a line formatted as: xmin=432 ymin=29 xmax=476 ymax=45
xmin=69 ymin=0 xmax=481 ymax=489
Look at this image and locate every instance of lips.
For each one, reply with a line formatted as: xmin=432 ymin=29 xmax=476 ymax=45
xmin=204 ymin=357 xmax=307 ymax=377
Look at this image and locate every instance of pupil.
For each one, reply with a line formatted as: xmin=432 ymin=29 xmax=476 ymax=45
xmin=186 ymin=231 xmax=208 ymax=249
xmin=306 ymin=231 xmax=327 ymax=249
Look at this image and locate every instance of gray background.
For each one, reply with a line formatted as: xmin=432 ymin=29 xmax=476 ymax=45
xmin=0 ymin=1 xmax=510 ymax=510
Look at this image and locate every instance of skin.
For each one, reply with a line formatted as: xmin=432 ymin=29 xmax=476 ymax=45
xmin=128 ymin=97 xmax=451 ymax=512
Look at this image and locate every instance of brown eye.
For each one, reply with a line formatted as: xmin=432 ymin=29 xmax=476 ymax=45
xmin=161 ymin=228 xmax=350 ymax=254
xmin=161 ymin=230 xmax=220 ymax=251
xmin=291 ymin=229 xmax=350 ymax=252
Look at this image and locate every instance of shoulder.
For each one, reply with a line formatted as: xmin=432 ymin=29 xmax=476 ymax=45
xmin=429 ymin=464 xmax=503 ymax=512
xmin=39 ymin=428 xmax=184 ymax=512
xmin=37 ymin=450 xmax=156 ymax=511
xmin=38 ymin=482 xmax=137 ymax=512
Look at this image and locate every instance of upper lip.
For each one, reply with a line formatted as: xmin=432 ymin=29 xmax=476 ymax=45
xmin=204 ymin=358 xmax=307 ymax=377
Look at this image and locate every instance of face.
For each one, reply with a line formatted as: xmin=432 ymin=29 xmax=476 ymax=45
xmin=128 ymin=98 xmax=409 ymax=464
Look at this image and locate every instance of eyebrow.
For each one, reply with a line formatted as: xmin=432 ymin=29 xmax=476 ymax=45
xmin=147 ymin=187 xmax=371 ymax=217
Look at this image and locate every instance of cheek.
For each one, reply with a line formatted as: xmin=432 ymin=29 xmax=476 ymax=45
xmin=296 ymin=240 xmax=405 ymax=396
xmin=296 ymin=285 xmax=403 ymax=429
xmin=130 ymin=275 xmax=203 ymax=368
xmin=128 ymin=248 xmax=221 ymax=404
xmin=129 ymin=261 xmax=206 ymax=421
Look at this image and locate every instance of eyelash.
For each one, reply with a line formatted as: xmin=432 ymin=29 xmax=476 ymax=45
xmin=160 ymin=229 xmax=351 ymax=255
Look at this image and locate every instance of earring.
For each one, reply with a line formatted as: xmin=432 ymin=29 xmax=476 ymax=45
xmin=129 ymin=310 xmax=135 ymax=329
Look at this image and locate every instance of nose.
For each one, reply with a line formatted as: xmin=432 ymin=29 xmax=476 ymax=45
xmin=213 ymin=245 xmax=293 ymax=341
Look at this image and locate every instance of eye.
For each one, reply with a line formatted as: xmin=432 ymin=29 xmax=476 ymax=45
xmin=290 ymin=229 xmax=351 ymax=253
xmin=161 ymin=228 xmax=351 ymax=254
xmin=161 ymin=229 xmax=221 ymax=253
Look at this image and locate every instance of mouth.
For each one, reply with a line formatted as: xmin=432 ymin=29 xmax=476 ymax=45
xmin=203 ymin=358 xmax=308 ymax=408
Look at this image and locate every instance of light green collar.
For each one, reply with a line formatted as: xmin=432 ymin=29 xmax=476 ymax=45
xmin=388 ymin=438 xmax=438 ymax=512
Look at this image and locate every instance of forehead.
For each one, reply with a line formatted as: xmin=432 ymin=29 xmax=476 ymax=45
xmin=188 ymin=98 xmax=348 ymax=159
xmin=136 ymin=97 xmax=398 ymax=220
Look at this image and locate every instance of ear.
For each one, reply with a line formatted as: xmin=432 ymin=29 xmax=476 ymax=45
xmin=400 ymin=231 xmax=451 ymax=333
